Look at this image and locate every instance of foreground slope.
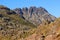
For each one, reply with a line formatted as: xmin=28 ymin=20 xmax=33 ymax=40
xmin=25 ymin=18 xmax=60 ymax=40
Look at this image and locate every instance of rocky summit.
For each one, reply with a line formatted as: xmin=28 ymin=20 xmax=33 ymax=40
xmin=14 ymin=6 xmax=56 ymax=26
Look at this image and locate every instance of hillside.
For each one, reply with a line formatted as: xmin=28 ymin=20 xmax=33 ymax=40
xmin=25 ymin=18 xmax=60 ymax=40
xmin=0 ymin=5 xmax=36 ymax=40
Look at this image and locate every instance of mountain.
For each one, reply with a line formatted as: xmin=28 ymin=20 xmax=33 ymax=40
xmin=14 ymin=6 xmax=56 ymax=26
xmin=0 ymin=5 xmax=57 ymax=40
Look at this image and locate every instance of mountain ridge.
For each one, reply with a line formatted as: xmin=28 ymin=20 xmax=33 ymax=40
xmin=14 ymin=6 xmax=56 ymax=26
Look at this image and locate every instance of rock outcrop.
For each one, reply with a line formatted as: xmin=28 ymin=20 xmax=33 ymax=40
xmin=14 ymin=6 xmax=56 ymax=25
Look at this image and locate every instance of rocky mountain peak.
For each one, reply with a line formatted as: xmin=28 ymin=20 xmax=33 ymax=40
xmin=14 ymin=8 xmax=22 ymax=14
xmin=39 ymin=7 xmax=48 ymax=13
xmin=14 ymin=7 xmax=56 ymax=26
xmin=22 ymin=7 xmax=28 ymax=11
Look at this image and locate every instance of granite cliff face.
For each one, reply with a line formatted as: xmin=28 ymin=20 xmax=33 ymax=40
xmin=14 ymin=6 xmax=56 ymax=25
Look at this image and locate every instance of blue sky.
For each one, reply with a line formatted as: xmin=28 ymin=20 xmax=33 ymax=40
xmin=0 ymin=0 xmax=60 ymax=17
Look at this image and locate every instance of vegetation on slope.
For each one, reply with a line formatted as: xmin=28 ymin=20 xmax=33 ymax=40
xmin=0 ymin=5 xmax=36 ymax=40
xmin=25 ymin=18 xmax=60 ymax=40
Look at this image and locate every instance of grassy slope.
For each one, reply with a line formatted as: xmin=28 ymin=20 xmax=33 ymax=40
xmin=24 ymin=18 xmax=60 ymax=40
xmin=0 ymin=6 xmax=36 ymax=40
